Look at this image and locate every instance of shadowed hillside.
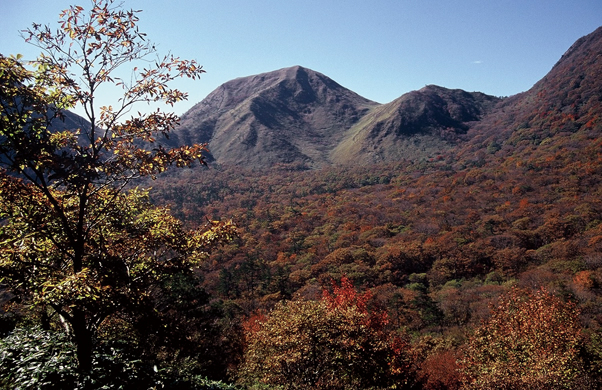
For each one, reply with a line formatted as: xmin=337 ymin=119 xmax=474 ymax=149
xmin=331 ymin=85 xmax=501 ymax=164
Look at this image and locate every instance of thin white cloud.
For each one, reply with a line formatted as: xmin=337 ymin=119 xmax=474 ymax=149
xmin=472 ymin=60 xmax=483 ymax=64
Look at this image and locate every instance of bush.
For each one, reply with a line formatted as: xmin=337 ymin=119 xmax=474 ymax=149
xmin=0 ymin=327 xmax=240 ymax=389
xmin=0 ymin=327 xmax=79 ymax=389
xmin=460 ymin=288 xmax=590 ymax=389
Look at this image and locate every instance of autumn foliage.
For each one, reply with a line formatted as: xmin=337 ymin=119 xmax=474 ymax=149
xmin=460 ymin=288 xmax=588 ymax=389
xmin=4 ymin=1 xmax=602 ymax=388
xmin=239 ymin=277 xmax=412 ymax=389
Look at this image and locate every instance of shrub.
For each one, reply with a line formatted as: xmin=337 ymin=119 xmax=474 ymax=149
xmin=0 ymin=327 xmax=240 ymax=389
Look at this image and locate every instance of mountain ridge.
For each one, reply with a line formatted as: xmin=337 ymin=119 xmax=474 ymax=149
xmin=331 ymin=85 xmax=501 ymax=165
xmin=453 ymin=25 xmax=602 ymax=166
xmin=170 ymin=26 xmax=602 ymax=169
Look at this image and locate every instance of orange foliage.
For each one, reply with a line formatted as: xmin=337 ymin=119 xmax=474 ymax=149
xmin=460 ymin=288 xmax=586 ymax=389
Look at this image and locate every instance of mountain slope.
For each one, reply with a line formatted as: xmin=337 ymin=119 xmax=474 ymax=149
xmin=48 ymin=110 xmax=91 ymax=132
xmin=458 ymin=25 xmax=602 ymax=164
xmin=331 ymin=85 xmax=500 ymax=165
xmin=172 ymin=66 xmax=378 ymax=167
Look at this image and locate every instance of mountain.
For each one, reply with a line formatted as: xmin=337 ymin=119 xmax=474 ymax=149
xmin=173 ymin=68 xmax=500 ymax=168
xmin=146 ymin=26 xmax=602 ymax=384
xmin=48 ymin=110 xmax=91 ymax=132
xmin=331 ymin=85 xmax=500 ymax=164
xmin=172 ymin=26 xmax=602 ymax=169
xmin=172 ymin=66 xmax=378 ymax=168
xmin=457 ymin=25 xmax=602 ymax=163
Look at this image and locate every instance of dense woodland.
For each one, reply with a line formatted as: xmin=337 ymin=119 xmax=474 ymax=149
xmin=147 ymin=123 xmax=602 ymax=387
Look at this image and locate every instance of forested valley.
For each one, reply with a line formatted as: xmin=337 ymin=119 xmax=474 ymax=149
xmin=147 ymin=131 xmax=602 ymax=388
xmin=2 ymin=0 xmax=602 ymax=388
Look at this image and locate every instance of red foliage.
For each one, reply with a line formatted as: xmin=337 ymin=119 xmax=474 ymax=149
xmin=322 ymin=276 xmax=390 ymax=330
xmin=417 ymin=350 xmax=463 ymax=390
xmin=240 ymin=277 xmax=415 ymax=389
xmin=242 ymin=311 xmax=268 ymax=335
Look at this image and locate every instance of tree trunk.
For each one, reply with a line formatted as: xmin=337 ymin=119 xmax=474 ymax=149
xmin=72 ymin=309 xmax=93 ymax=372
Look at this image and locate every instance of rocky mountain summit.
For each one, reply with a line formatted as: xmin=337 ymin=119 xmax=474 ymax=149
xmin=171 ymin=66 xmax=378 ymax=167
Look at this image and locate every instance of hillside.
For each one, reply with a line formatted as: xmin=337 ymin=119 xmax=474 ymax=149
xmin=171 ymin=66 xmax=378 ymax=167
xmin=172 ymin=67 xmax=504 ymax=168
xmin=331 ymin=85 xmax=501 ymax=164
xmin=152 ymin=26 xmax=602 ymax=300
xmin=48 ymin=110 xmax=90 ymax=132
xmin=457 ymin=25 xmax=602 ymax=165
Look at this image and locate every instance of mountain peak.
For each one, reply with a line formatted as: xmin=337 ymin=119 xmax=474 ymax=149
xmin=172 ymin=66 xmax=378 ymax=168
xmin=167 ymin=26 xmax=602 ymax=169
xmin=331 ymin=85 xmax=501 ymax=164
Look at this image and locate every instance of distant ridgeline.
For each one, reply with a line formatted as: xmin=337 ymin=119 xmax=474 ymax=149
xmin=54 ymin=26 xmax=602 ymax=171
xmin=149 ymin=26 xmax=601 ymax=170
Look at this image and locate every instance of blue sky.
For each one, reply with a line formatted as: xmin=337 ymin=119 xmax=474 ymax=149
xmin=2 ymin=0 xmax=601 ymax=116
